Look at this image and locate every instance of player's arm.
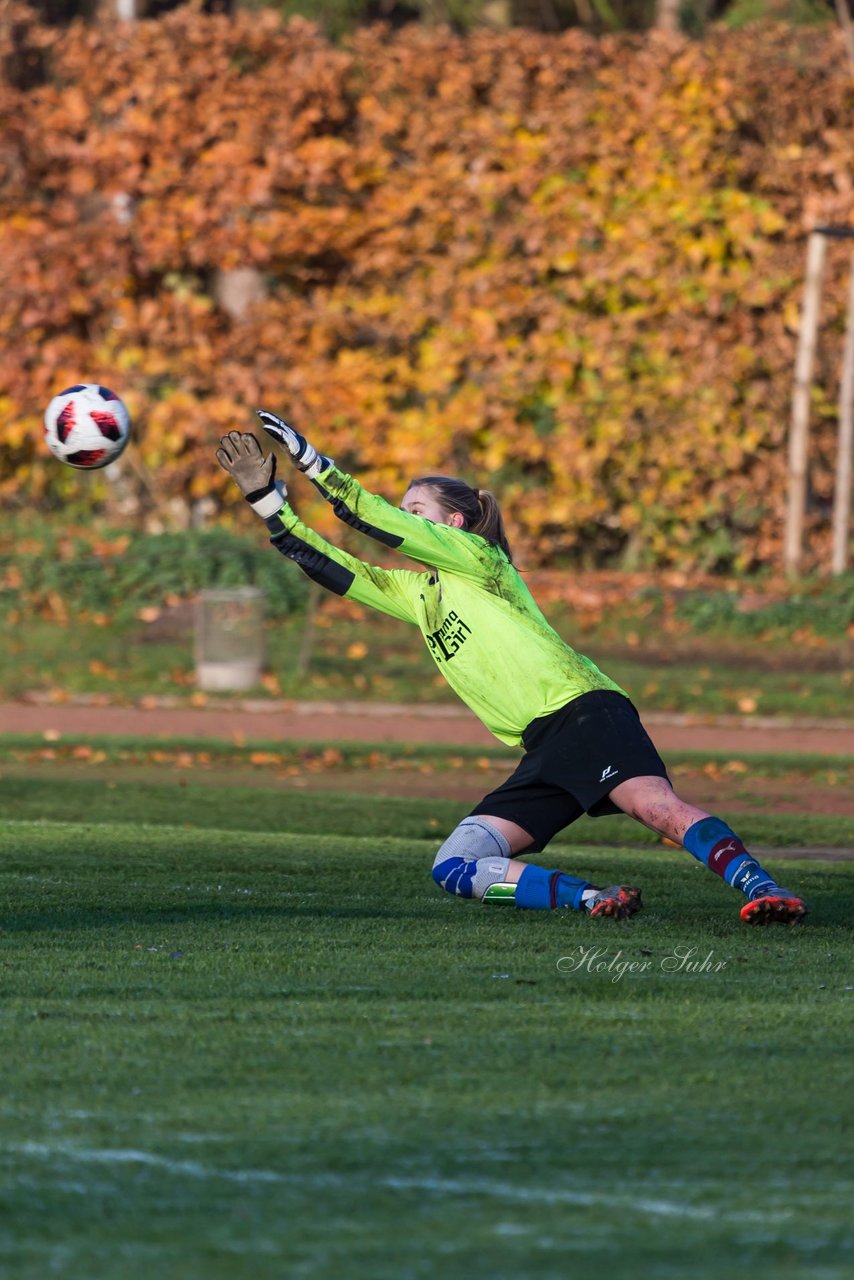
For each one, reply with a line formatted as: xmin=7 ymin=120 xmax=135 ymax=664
xmin=266 ymin=505 xmax=420 ymax=623
xmin=256 ymin=409 xmax=493 ymax=577
xmin=215 ymin=431 xmax=419 ymax=623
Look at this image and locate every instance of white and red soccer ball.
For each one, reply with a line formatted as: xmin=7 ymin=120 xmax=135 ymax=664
xmin=44 ymin=383 xmax=131 ymax=470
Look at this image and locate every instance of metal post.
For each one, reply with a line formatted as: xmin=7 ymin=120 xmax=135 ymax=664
xmin=832 ymin=255 xmax=854 ymax=575
xmin=785 ymin=232 xmax=827 ymax=578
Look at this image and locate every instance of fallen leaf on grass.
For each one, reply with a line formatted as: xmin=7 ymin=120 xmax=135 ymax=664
xmin=89 ymin=660 xmax=117 ymax=679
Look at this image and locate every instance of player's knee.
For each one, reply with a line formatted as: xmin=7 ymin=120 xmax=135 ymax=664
xmin=431 ymin=818 xmax=512 ymax=901
xmin=431 ymin=851 xmax=479 ymax=898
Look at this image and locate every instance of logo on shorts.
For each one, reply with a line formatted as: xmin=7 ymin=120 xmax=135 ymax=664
xmin=599 ymin=764 xmax=619 ymax=782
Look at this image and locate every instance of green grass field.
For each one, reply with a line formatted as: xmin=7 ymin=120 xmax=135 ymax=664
xmin=1 ymin=768 xmax=852 ymax=1280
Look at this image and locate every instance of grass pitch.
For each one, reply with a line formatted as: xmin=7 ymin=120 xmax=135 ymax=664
xmin=0 ymin=777 xmax=851 ymax=1280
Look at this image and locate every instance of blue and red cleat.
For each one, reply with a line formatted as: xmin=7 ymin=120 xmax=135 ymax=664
xmin=740 ymin=890 xmax=808 ymax=925
xmin=585 ymin=885 xmax=643 ymax=920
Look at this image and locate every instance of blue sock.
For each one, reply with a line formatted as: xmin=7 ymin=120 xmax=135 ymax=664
xmin=515 ymin=865 xmax=591 ymax=911
xmin=682 ymin=817 xmax=779 ymax=900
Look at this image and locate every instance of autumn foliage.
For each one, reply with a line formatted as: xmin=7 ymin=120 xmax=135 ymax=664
xmin=1 ymin=7 xmax=852 ymax=571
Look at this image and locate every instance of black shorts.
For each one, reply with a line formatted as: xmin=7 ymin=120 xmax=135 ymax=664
xmin=468 ymin=690 xmax=669 ymax=852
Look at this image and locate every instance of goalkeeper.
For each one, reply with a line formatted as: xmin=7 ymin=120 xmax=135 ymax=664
xmin=216 ymin=415 xmax=808 ymax=926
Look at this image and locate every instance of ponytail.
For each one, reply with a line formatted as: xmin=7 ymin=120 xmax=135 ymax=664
xmin=407 ymin=475 xmax=514 ymax=563
xmin=471 ymin=488 xmax=513 ymax=563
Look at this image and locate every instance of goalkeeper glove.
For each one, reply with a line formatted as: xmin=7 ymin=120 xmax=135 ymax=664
xmin=216 ymin=431 xmax=286 ymax=518
xmin=255 ymin=409 xmax=333 ymax=480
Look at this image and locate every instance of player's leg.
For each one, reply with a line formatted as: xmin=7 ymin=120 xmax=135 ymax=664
xmin=432 ymin=715 xmax=645 ymax=918
xmin=608 ymin=775 xmax=808 ymax=924
xmin=430 ymin=810 xmax=641 ymax=919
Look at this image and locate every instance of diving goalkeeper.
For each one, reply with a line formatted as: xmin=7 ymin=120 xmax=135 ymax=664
xmin=216 ymin=414 xmax=808 ymax=926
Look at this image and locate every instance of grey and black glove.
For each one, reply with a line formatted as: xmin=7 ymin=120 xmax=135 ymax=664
xmin=255 ymin=409 xmax=333 ymax=481
xmin=216 ymin=431 xmax=286 ymax=519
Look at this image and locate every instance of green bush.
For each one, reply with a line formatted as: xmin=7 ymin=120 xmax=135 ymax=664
xmin=0 ymin=526 xmax=307 ymax=621
xmin=671 ymin=574 xmax=854 ymax=640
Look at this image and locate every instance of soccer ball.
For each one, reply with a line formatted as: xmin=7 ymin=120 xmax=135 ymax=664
xmin=43 ymin=383 xmax=131 ymax=470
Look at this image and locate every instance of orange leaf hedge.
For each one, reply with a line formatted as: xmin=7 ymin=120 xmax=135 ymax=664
xmin=1 ymin=9 xmax=852 ymax=571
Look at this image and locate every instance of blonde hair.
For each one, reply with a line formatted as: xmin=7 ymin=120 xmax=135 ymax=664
xmin=407 ymin=475 xmax=513 ymax=562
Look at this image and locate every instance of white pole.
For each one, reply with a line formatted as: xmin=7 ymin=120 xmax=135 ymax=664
xmin=835 ymin=0 xmax=854 ymax=82
xmin=832 ymin=254 xmax=854 ymax=575
xmin=785 ymin=232 xmax=827 ymax=578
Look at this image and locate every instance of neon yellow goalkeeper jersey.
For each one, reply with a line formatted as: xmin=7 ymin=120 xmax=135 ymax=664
xmin=264 ymin=465 xmax=627 ymax=748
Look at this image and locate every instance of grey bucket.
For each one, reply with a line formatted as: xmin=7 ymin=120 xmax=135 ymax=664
xmin=194 ymin=587 xmax=265 ymax=692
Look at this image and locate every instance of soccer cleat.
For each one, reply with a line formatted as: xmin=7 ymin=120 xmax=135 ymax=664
xmin=585 ymin=885 xmax=643 ymax=920
xmin=740 ymin=891 xmax=808 ymax=925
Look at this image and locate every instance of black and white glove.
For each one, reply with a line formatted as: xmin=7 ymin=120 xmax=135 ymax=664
xmin=216 ymin=431 xmax=287 ymax=519
xmin=255 ymin=409 xmax=333 ymax=481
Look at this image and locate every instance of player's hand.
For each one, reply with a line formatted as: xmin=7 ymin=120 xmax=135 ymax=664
xmin=255 ymin=409 xmax=333 ymax=481
xmin=216 ymin=431 xmax=286 ymax=518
